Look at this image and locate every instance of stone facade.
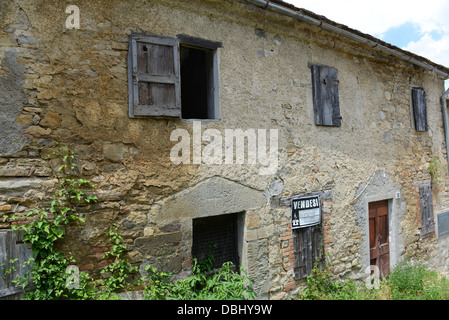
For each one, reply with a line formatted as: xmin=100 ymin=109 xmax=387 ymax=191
xmin=1 ymin=0 xmax=449 ymax=299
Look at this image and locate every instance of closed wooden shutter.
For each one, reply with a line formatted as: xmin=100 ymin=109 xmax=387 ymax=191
xmin=419 ymin=185 xmax=435 ymax=235
xmin=0 ymin=229 xmax=33 ymax=300
xmin=311 ymin=64 xmax=341 ymax=127
xmin=128 ymin=33 xmax=181 ymax=118
xmin=412 ymin=87 xmax=427 ymax=132
xmin=293 ymin=224 xmax=324 ymax=280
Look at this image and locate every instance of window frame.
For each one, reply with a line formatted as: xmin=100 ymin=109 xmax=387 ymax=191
xmin=128 ymin=32 xmax=221 ymax=120
xmin=191 ymin=212 xmax=242 ymax=271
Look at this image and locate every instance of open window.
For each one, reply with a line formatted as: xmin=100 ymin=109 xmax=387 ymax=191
xmin=128 ymin=32 xmax=221 ymax=120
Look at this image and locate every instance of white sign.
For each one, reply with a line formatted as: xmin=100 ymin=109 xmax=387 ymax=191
xmin=291 ymin=196 xmax=321 ymax=229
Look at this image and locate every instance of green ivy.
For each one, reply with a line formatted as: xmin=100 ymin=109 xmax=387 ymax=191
xmin=6 ymin=146 xmax=98 ymax=299
xmin=5 ymin=146 xmax=256 ymax=300
xmin=97 ymin=224 xmax=139 ymax=296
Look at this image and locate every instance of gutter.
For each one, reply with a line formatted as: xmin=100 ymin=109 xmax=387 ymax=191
xmin=248 ymin=0 xmax=449 ymax=172
xmin=442 ymin=88 xmax=449 ymax=174
xmin=247 ymin=0 xmax=449 ymax=78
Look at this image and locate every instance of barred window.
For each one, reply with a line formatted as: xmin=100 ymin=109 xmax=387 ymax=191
xmin=192 ymin=213 xmax=241 ymax=270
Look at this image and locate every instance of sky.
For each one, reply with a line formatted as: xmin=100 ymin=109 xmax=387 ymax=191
xmin=285 ymin=0 xmax=449 ymax=88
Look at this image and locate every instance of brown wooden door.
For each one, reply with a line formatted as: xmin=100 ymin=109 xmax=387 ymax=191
xmin=369 ymin=200 xmax=390 ymax=277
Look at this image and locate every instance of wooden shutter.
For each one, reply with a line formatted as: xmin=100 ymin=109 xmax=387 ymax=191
xmin=293 ymin=224 xmax=324 ymax=280
xmin=0 ymin=230 xmax=34 ymax=300
xmin=311 ymin=64 xmax=341 ymax=127
xmin=412 ymin=87 xmax=427 ymax=132
xmin=128 ymin=33 xmax=181 ymax=118
xmin=419 ymin=185 xmax=435 ymax=235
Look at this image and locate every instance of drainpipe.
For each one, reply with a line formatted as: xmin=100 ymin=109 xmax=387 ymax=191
xmin=442 ymin=88 xmax=449 ymax=173
xmin=247 ymin=0 xmax=449 ymax=78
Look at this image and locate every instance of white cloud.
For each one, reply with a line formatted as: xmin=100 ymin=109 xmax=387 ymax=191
xmin=285 ymin=0 xmax=449 ymax=37
xmin=284 ymin=0 xmax=449 ymax=70
xmin=404 ymin=33 xmax=449 ymax=67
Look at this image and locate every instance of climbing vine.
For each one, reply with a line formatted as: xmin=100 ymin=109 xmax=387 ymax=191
xmin=4 ymin=146 xmax=255 ymax=300
xmin=6 ymin=146 xmax=139 ymax=299
xmin=7 ymin=146 xmax=98 ymax=299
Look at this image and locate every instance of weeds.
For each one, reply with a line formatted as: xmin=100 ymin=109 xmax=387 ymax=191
xmin=298 ymin=264 xmax=376 ymax=300
xmin=387 ymin=258 xmax=449 ymax=300
xmin=298 ymin=257 xmax=449 ymax=300
xmin=142 ymin=258 xmax=256 ymax=300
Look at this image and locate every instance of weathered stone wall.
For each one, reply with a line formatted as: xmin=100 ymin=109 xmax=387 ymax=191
xmin=1 ymin=0 xmax=449 ymax=299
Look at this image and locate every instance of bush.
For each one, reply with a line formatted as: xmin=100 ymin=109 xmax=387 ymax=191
xmin=298 ymin=258 xmax=449 ymax=300
xmin=387 ymin=258 xmax=449 ymax=300
xmin=387 ymin=258 xmax=427 ymax=300
xmin=143 ymin=259 xmax=256 ymax=300
xmin=298 ymin=265 xmax=375 ymax=300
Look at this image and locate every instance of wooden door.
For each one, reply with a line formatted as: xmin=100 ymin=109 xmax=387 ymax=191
xmin=369 ymin=200 xmax=390 ymax=277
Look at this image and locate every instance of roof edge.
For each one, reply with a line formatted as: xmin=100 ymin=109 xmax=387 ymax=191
xmin=246 ymin=0 xmax=449 ymax=78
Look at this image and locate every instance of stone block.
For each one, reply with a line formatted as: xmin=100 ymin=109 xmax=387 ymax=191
xmin=154 ymin=177 xmax=266 ymax=222
xmin=7 ymin=197 xmax=35 ymax=208
xmin=24 ymin=125 xmax=51 ymax=137
xmin=270 ymin=291 xmax=287 ymax=300
xmin=134 ymin=232 xmax=182 ymax=257
xmin=0 ymin=166 xmax=30 ymax=177
xmin=159 ymin=221 xmax=181 ymax=233
xmin=40 ymin=111 xmax=62 ymax=129
xmin=0 ymin=178 xmax=52 ymax=191
xmin=0 ymin=205 xmax=12 ymax=212
xmin=22 ymin=107 xmax=43 ymax=113
xmin=245 ymin=211 xmax=261 ymax=229
xmin=15 ymin=114 xmax=33 ymax=125
xmin=103 ymin=142 xmax=129 ymax=162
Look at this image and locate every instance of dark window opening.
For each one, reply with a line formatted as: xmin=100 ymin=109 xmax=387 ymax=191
xmin=180 ymin=46 xmax=213 ymax=119
xmin=128 ymin=33 xmax=221 ymax=120
xmin=192 ymin=213 xmax=240 ymax=271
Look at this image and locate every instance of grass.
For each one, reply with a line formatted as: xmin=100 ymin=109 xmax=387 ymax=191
xmin=298 ymin=258 xmax=449 ymax=300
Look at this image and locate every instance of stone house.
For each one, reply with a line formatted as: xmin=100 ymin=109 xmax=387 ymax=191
xmin=1 ymin=0 xmax=449 ymax=299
